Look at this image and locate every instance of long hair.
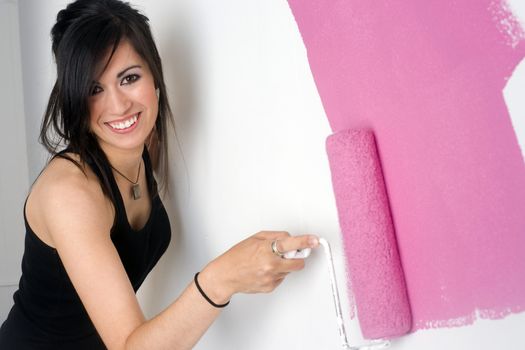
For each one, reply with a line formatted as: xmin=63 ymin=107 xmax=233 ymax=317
xmin=40 ymin=0 xmax=174 ymax=202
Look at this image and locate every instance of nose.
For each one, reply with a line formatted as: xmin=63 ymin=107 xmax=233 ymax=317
xmin=106 ymin=87 xmax=132 ymax=116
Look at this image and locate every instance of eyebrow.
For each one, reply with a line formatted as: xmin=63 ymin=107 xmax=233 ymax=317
xmin=117 ymin=64 xmax=142 ymax=78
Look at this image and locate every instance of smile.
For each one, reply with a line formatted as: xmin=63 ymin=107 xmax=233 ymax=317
xmin=106 ymin=113 xmax=140 ymax=132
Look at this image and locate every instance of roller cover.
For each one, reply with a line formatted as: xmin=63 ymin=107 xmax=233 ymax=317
xmin=326 ymin=129 xmax=412 ymax=339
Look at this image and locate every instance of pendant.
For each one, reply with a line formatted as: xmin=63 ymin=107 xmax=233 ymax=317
xmin=132 ymin=184 xmax=141 ymax=200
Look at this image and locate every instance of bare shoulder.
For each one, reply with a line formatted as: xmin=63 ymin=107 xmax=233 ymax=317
xmin=29 ymin=155 xmax=146 ymax=347
xmin=27 ymin=153 xmax=114 ymax=246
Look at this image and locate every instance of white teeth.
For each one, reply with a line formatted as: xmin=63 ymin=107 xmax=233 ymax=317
xmin=109 ymin=114 xmax=138 ymax=130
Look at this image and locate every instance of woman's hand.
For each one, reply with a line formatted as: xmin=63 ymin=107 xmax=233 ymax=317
xmin=197 ymin=231 xmax=319 ymax=304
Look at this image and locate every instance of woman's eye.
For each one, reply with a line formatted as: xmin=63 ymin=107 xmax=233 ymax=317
xmin=90 ymin=85 xmax=103 ymax=96
xmin=121 ymin=74 xmax=140 ymax=85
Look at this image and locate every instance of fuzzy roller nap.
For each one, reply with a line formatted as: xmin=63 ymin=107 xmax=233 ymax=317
xmin=325 ymin=129 xmax=411 ymax=340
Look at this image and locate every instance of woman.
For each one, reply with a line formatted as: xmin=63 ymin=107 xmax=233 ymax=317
xmin=0 ymin=0 xmax=319 ymax=349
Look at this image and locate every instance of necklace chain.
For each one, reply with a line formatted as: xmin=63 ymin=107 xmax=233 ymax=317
xmin=110 ymin=160 xmax=142 ymax=185
xmin=110 ymin=160 xmax=142 ymax=200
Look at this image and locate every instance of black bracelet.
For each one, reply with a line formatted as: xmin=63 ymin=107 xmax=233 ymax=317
xmin=194 ymin=272 xmax=230 ymax=308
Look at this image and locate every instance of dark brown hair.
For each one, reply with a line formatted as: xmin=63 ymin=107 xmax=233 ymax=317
xmin=40 ymin=0 xmax=174 ymax=202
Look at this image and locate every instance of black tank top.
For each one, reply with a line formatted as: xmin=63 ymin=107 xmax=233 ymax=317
xmin=0 ymin=146 xmax=171 ymax=349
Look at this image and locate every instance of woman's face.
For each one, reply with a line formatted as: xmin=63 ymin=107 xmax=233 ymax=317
xmin=88 ymin=40 xmax=158 ymax=154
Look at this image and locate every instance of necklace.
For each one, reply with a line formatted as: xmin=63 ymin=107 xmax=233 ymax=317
xmin=110 ymin=160 xmax=142 ymax=200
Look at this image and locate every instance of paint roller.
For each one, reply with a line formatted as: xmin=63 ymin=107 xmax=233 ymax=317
xmin=323 ymin=129 xmax=412 ymax=348
xmin=285 ymin=129 xmax=410 ymax=348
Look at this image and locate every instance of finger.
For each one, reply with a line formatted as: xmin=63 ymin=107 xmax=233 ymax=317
xmin=275 ymin=234 xmax=319 ymax=253
xmin=280 ymin=258 xmax=306 ymax=272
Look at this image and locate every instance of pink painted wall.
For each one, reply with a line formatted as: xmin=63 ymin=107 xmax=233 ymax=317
xmin=287 ymin=0 xmax=525 ymax=330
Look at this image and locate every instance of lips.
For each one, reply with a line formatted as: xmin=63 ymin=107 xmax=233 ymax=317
xmin=105 ymin=113 xmax=141 ymax=133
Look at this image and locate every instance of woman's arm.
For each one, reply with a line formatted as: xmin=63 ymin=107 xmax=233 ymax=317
xmin=42 ymin=163 xmax=317 ymax=350
xmin=125 ymin=231 xmax=316 ymax=350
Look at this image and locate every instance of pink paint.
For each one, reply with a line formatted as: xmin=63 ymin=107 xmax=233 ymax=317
xmin=287 ymin=0 xmax=525 ymax=330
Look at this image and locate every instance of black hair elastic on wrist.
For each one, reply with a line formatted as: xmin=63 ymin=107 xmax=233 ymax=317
xmin=194 ymin=272 xmax=230 ymax=308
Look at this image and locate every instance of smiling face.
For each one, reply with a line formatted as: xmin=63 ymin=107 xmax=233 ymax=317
xmin=88 ymin=40 xmax=158 ymax=155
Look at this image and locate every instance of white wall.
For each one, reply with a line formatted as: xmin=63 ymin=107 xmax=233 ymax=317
xmin=8 ymin=0 xmax=525 ymax=349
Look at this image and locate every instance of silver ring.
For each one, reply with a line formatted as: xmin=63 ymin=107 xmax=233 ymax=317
xmin=271 ymin=240 xmax=285 ymax=258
